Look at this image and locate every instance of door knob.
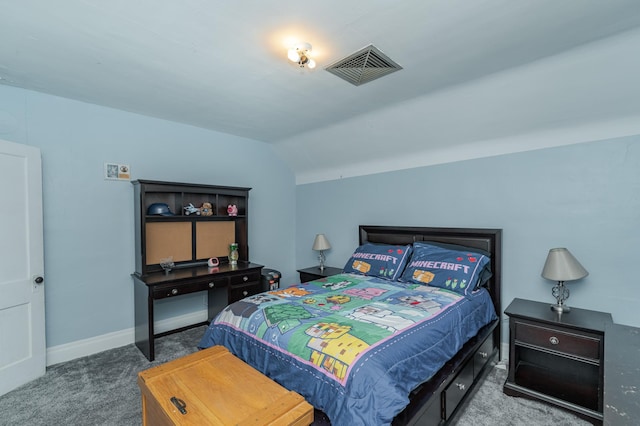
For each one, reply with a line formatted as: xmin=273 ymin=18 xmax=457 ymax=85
xmin=34 ymin=276 xmax=44 ymax=284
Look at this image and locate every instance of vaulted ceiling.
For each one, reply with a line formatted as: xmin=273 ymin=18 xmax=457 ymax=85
xmin=2 ymin=1 xmax=640 ymax=182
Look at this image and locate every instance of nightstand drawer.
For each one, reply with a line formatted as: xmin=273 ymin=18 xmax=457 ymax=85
xmin=514 ymin=321 xmax=600 ymax=360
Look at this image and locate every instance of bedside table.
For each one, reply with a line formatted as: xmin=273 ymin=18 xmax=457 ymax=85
xmin=297 ymin=266 xmax=343 ymax=282
xmin=503 ymin=298 xmax=612 ymax=424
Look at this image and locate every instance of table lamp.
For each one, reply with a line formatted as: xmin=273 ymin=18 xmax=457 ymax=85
xmin=541 ymin=247 xmax=589 ymax=313
xmin=312 ymin=234 xmax=331 ymax=271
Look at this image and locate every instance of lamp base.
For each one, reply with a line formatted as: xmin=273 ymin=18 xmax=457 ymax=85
xmin=550 ymin=304 xmax=570 ymax=313
xmin=318 ymin=251 xmax=326 ymax=272
xmin=551 ymin=281 xmax=571 ymax=314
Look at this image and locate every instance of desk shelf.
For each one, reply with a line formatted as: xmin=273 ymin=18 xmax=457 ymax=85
xmin=133 ymin=180 xmax=251 ymax=274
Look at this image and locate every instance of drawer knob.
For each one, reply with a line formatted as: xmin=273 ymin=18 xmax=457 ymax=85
xmin=208 ymin=282 xmax=214 ymax=288
xmin=478 ymin=351 xmax=488 ymax=359
xmin=455 ymin=383 xmax=466 ymax=391
xmin=243 ymin=276 xmax=248 ymax=282
xmin=549 ymin=336 xmax=559 ymax=345
xmin=242 ymin=290 xmax=248 ymax=296
xmin=171 ymin=288 xmax=178 ymax=295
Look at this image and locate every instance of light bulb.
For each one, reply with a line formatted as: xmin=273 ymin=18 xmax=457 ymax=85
xmin=287 ymin=42 xmax=315 ymax=68
xmin=288 ymin=48 xmax=299 ymax=63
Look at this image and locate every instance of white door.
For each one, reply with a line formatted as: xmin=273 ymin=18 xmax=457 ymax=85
xmin=0 ymin=139 xmax=45 ymax=397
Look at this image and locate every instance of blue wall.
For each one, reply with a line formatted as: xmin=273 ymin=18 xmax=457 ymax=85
xmin=3 ymin=83 xmax=639 ymax=353
xmin=0 ymin=85 xmax=297 ymax=347
xmin=297 ymin=138 xmax=640 ymax=343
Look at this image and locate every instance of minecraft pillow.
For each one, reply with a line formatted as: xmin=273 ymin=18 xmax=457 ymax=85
xmin=400 ymin=242 xmax=491 ymax=296
xmin=343 ymin=243 xmax=412 ymax=281
xmin=421 ymin=240 xmax=493 ymax=288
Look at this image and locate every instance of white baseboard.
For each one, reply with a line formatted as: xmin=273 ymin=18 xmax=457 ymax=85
xmin=46 ymin=309 xmax=208 ymax=366
xmin=500 ymin=342 xmax=509 ymax=363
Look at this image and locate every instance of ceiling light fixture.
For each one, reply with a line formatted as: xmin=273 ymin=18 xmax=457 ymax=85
xmin=288 ymin=42 xmax=316 ymax=69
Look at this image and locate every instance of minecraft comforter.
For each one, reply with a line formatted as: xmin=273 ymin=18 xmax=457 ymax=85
xmin=198 ymin=273 xmax=496 ymax=425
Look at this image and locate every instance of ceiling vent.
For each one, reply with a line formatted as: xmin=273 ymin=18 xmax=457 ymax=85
xmin=325 ymin=45 xmax=402 ymax=86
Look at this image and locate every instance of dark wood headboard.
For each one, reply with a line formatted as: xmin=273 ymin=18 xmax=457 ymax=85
xmin=359 ymin=225 xmax=502 ymax=348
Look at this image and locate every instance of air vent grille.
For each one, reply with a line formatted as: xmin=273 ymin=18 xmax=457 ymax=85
xmin=325 ymin=45 xmax=402 ymax=86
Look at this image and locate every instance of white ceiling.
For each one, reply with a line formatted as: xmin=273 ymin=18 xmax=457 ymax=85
xmin=2 ymin=1 xmax=640 ymax=181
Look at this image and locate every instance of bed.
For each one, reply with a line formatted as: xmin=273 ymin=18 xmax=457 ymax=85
xmin=199 ymin=226 xmax=502 ymax=425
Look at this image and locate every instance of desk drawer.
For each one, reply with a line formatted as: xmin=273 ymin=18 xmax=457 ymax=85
xmin=152 ymin=276 xmax=228 ymax=299
xmin=515 ymin=321 xmax=600 ymax=360
xmin=229 ymin=271 xmax=261 ymax=286
xmin=229 ymin=282 xmax=261 ymax=303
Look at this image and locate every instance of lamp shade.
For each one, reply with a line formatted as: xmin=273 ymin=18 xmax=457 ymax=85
xmin=312 ymin=234 xmax=331 ymax=251
xmin=541 ymin=248 xmax=588 ymax=282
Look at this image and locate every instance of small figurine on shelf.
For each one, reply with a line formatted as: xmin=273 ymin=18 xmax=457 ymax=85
xmin=227 ymin=204 xmax=238 ymax=216
xmin=229 ymin=243 xmax=239 ymax=266
xmin=200 ymin=202 xmax=213 ymax=216
xmin=183 ymin=203 xmax=201 ymax=216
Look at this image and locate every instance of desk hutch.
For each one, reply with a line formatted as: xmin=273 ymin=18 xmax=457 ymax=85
xmin=131 ymin=180 xmax=262 ymax=361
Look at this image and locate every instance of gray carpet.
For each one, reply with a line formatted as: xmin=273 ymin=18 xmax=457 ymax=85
xmin=0 ymin=327 xmax=589 ymax=425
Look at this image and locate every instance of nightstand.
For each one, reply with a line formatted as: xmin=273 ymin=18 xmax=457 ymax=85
xmin=297 ymin=266 xmax=343 ymax=283
xmin=503 ymin=298 xmax=612 ymax=424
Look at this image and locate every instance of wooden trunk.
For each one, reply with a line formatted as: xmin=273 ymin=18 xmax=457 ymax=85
xmin=138 ymin=346 xmax=314 ymax=426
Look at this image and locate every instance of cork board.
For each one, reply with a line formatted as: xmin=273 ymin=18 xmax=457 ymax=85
xmin=145 ymin=222 xmax=192 ymax=264
xmin=196 ymin=221 xmax=236 ymax=259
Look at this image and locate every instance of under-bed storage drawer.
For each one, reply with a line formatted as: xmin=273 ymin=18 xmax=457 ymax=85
xmin=443 ymin=359 xmax=474 ymax=420
xmin=473 ymin=332 xmax=494 ymax=377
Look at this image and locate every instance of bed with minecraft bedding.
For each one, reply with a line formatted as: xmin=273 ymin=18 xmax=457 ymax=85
xmin=199 ymin=226 xmax=502 ymax=425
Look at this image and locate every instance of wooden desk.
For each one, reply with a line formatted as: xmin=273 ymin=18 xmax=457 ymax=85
xmin=604 ymin=323 xmax=640 ymax=425
xmin=133 ymin=262 xmax=263 ymax=361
